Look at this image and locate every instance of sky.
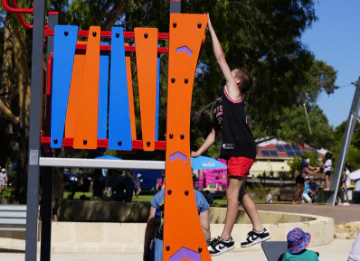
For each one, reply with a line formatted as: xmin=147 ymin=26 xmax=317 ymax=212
xmin=301 ymin=0 xmax=360 ymax=128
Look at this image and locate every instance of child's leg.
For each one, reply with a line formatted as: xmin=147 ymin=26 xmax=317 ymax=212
xmin=302 ymin=193 xmax=312 ymax=203
xmin=220 ymin=177 xmax=242 ymax=240
xmin=325 ymin=175 xmax=329 ymax=188
xmin=345 ymin=188 xmax=349 ymax=203
xmin=240 ymin=194 xmax=263 ymax=232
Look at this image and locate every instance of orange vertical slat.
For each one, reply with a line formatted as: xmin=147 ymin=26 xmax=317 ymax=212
xmin=65 ymin=47 xmax=85 ymax=138
xmin=125 ymin=43 xmax=137 ymax=141
xmin=163 ymin=14 xmax=210 ymax=261
xmin=73 ymin=27 xmax=101 ymax=149
xmin=134 ymin=28 xmax=158 ymax=151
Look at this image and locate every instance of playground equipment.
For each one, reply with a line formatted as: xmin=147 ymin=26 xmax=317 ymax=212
xmin=2 ymin=0 xmax=211 ymax=261
xmin=326 ymin=78 xmax=360 ymax=206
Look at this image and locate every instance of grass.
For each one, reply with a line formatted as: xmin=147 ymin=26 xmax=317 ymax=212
xmin=61 ymin=192 xmax=290 ymax=205
xmin=2 ymin=187 xmax=290 ymax=205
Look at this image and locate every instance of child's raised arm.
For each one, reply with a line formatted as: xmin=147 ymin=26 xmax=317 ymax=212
xmin=207 ymin=14 xmax=241 ymax=101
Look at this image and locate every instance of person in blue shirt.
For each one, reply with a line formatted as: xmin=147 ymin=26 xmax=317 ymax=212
xmin=308 ymin=176 xmax=319 ymax=202
xmin=301 ymin=176 xmax=312 ymax=204
xmin=143 ymin=179 xmax=210 ymax=261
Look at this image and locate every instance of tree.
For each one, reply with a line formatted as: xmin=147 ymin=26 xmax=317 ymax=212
xmin=276 ymin=105 xmax=334 ymax=149
xmin=331 ymin=121 xmax=360 ymax=170
xmin=0 ymin=1 xmax=339 ymax=178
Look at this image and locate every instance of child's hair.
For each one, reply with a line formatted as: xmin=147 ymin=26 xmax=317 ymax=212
xmin=325 ymin=152 xmax=333 ymax=160
xmin=233 ymin=67 xmax=254 ymax=94
xmin=266 ymin=189 xmax=271 ymax=193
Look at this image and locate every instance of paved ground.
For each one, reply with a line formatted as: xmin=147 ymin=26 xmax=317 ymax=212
xmin=0 ymin=239 xmax=354 ymax=261
xmin=256 ymin=203 xmax=360 ymax=224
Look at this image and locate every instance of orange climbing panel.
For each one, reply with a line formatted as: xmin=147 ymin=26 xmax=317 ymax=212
xmin=163 ymin=14 xmax=210 ymax=261
xmin=65 ymin=46 xmax=85 ymax=138
xmin=134 ymin=28 xmax=158 ymax=151
xmin=73 ymin=27 xmax=101 ymax=149
xmin=125 ymin=43 xmax=137 ymax=140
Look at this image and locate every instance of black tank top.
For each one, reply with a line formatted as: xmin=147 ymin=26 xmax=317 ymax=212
xmin=213 ymin=89 xmax=257 ymax=159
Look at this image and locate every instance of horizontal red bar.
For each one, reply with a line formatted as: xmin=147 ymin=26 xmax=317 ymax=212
xmin=40 ymin=136 xmax=166 ymax=150
xmin=44 ymin=29 xmax=169 ymax=39
xmin=75 ymin=43 xmax=168 ymax=53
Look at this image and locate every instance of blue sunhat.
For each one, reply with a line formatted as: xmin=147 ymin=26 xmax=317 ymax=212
xmin=287 ymin=227 xmax=311 ymax=253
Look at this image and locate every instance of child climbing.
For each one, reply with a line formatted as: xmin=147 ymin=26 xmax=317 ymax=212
xmin=191 ymin=13 xmax=270 ymax=257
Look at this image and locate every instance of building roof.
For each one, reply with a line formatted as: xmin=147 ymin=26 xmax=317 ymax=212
xmin=256 ymin=138 xmax=325 ymax=159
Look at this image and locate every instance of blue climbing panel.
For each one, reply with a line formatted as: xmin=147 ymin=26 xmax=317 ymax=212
xmin=98 ymin=42 xmax=109 ymax=139
xmin=108 ymin=27 xmax=132 ymax=150
xmin=155 ymin=44 xmax=160 ymax=140
xmin=50 ymin=25 xmax=78 ymax=148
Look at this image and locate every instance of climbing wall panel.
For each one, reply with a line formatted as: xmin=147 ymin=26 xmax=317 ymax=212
xmin=163 ymin=14 xmax=210 ymax=261
xmin=108 ymin=27 xmax=132 ymax=151
xmin=98 ymin=42 xmax=110 ymax=139
xmin=50 ymin=25 xmax=78 ymax=148
xmin=125 ymin=43 xmax=137 ymax=141
xmin=134 ymin=28 xmax=158 ymax=151
xmin=65 ymin=47 xmax=85 ymax=138
xmin=73 ymin=26 xmax=101 ymax=149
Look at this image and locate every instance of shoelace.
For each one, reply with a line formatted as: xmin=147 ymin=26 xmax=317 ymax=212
xmin=209 ymin=237 xmax=220 ymax=247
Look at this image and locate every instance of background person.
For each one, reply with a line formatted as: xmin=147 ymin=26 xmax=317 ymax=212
xmin=266 ymin=189 xmax=272 ymax=204
xmin=308 ymin=176 xmax=319 ymax=202
xmin=278 ymin=228 xmax=319 ymax=261
xmin=353 ymin=178 xmax=360 ymax=204
xmin=302 ymin=176 xmax=313 ymax=204
xmin=348 ymin=230 xmax=360 ymax=261
xmin=322 ymin=152 xmax=333 ymax=191
xmin=293 ymin=159 xmax=319 ymax=204
xmin=0 ymin=168 xmax=8 ymax=197
xmin=343 ymin=163 xmax=352 ymax=206
xmin=143 ymin=185 xmax=210 ymax=261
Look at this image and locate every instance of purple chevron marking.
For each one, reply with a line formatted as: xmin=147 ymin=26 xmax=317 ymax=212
xmin=169 ymin=152 xmax=187 ymax=162
xmin=176 ymin=46 xmax=193 ymax=56
xmin=169 ymin=247 xmax=201 ymax=261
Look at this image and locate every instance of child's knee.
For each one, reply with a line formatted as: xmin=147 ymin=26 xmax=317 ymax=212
xmin=226 ymin=189 xmax=239 ymax=201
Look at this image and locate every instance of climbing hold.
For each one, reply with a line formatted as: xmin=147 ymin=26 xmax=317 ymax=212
xmin=116 ymin=32 xmax=120 ymax=38
xmin=184 ymin=78 xmax=188 ymax=84
xmin=166 ymin=246 xmax=170 ymax=251
xmin=118 ymin=141 xmax=122 ymax=146
xmin=198 ymin=247 xmax=202 ymax=253
xmin=83 ymin=139 xmax=87 ymax=145
xmin=197 ymin=23 xmax=202 ymax=29
xmin=144 ymin=33 xmax=148 ymax=38
xmin=146 ymin=141 xmax=151 ymax=147
xmin=169 ymin=133 xmax=174 ymax=139
xmin=173 ymin=22 xmax=177 ymax=28
xmin=167 ymin=189 xmax=172 ymax=195
xmin=185 ymin=190 xmax=189 ymax=196
xmin=64 ymin=31 xmax=68 ymax=36
xmin=53 ymin=138 xmax=58 ymax=144
xmin=171 ymin=78 xmax=175 ymax=83
xmin=180 ymin=134 xmax=184 ymax=140
xmin=92 ymin=31 xmax=97 ymax=37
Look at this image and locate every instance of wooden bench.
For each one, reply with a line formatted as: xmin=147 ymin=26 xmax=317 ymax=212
xmin=0 ymin=205 xmax=27 ymax=231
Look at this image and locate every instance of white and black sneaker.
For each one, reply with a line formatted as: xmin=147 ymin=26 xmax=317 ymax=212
xmin=241 ymin=228 xmax=271 ymax=248
xmin=207 ymin=236 xmax=235 ymax=256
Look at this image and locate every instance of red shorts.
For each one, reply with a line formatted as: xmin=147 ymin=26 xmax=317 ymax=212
xmin=227 ymin=157 xmax=254 ymax=178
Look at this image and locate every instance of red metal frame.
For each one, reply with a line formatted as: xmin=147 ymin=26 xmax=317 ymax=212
xmin=43 ymin=29 xmax=169 ymax=39
xmin=40 ymin=137 xmax=166 ymax=150
xmin=3 ymin=0 xmax=51 ymax=29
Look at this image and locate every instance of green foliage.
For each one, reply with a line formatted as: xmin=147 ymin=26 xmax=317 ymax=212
xmin=331 ymin=121 xmax=360 ymax=170
xmin=276 ymin=105 xmax=333 ymax=149
xmin=288 ymin=150 xmax=319 ymax=172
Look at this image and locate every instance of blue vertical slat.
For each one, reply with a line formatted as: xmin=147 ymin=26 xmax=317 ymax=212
xmin=155 ymin=44 xmax=160 ymax=140
xmin=108 ymin=27 xmax=132 ymax=150
xmin=50 ymin=25 xmax=78 ymax=148
xmin=98 ymin=42 xmax=109 ymax=139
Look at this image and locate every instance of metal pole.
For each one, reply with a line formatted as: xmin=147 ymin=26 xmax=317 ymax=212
xmin=25 ymin=0 xmax=46 ymax=260
xmin=39 ymin=13 xmax=58 ymax=261
xmin=170 ymin=0 xmax=181 ymax=13
xmin=326 ymin=78 xmax=360 ymax=206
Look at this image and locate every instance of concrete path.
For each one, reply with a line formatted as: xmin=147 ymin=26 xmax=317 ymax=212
xmin=0 ymin=239 xmax=354 ymax=261
xmin=256 ymin=203 xmax=360 ymax=224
